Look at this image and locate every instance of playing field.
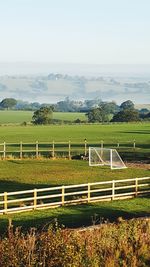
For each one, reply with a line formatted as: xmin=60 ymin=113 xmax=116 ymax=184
xmin=0 ymin=119 xmax=149 ymax=231
xmin=0 ymin=122 xmax=149 ymax=143
xmin=0 ymin=159 xmax=150 ymax=231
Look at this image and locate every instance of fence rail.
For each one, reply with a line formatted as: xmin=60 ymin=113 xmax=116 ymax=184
xmin=0 ymin=177 xmax=149 ymax=214
xmin=0 ymin=139 xmax=141 ymax=160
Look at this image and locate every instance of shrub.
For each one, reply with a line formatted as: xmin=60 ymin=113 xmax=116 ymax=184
xmin=0 ymin=218 xmax=150 ymax=266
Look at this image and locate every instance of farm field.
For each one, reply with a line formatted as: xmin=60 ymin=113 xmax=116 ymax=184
xmin=0 ymin=159 xmax=149 ymax=231
xmin=0 ymin=110 xmax=87 ymax=124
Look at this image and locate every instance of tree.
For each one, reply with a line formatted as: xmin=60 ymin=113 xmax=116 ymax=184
xmin=0 ymin=98 xmax=17 ymax=110
xmin=142 ymin=112 xmax=150 ymax=120
xmin=139 ymin=108 xmax=149 ymax=114
xmin=32 ymin=106 xmax=53 ymax=125
xmin=120 ymin=100 xmax=134 ymax=110
xmin=99 ymin=101 xmax=119 ymax=115
xmin=139 ymin=108 xmax=150 ymax=119
xmin=111 ymin=109 xmax=140 ymax=122
xmin=86 ymin=107 xmax=109 ymax=123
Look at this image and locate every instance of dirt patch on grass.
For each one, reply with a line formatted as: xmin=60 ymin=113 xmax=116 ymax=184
xmin=127 ymin=162 xmax=150 ymax=170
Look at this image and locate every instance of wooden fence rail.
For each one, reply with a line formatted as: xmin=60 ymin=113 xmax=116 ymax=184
xmin=0 ymin=177 xmax=149 ymax=215
xmin=0 ymin=140 xmax=139 ymax=160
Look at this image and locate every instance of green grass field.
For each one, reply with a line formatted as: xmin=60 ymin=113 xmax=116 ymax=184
xmin=0 ymin=123 xmax=150 ymax=143
xmin=0 ymin=122 xmax=149 ymax=162
xmin=1 ymin=197 xmax=150 ymax=232
xmin=0 ymin=159 xmax=149 ymax=193
xmin=0 ymin=116 xmax=149 ymax=231
xmin=0 ymin=159 xmax=149 ymax=231
xmin=0 ymin=110 xmax=87 ymax=124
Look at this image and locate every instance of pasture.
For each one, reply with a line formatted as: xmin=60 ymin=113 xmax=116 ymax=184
xmin=0 ymin=110 xmax=87 ymax=124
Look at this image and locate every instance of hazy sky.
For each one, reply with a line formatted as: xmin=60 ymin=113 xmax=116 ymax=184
xmin=0 ymin=0 xmax=150 ymax=64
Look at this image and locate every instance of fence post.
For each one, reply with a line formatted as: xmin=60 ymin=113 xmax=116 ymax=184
xmin=133 ymin=139 xmax=136 ymax=149
xmin=135 ymin=178 xmax=138 ymax=197
xmin=68 ymin=141 xmax=71 ymax=160
xmin=36 ymin=141 xmax=39 ymax=158
xmin=52 ymin=141 xmax=55 ymax=159
xmin=33 ymin=189 xmax=37 ymax=210
xmin=62 ymin=186 xmax=65 ymax=205
xmin=3 ymin=142 xmax=6 ymax=159
xmin=101 ymin=140 xmax=103 ymax=150
xmin=20 ymin=141 xmax=23 ymax=159
xmin=3 ymin=192 xmax=7 ymax=214
xmin=88 ymin=183 xmax=90 ymax=203
xmin=84 ymin=139 xmax=87 ymax=156
xmin=112 ymin=180 xmax=115 ymax=200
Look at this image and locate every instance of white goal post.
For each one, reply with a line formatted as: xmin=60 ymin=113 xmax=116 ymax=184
xmin=89 ymin=147 xmax=127 ymax=170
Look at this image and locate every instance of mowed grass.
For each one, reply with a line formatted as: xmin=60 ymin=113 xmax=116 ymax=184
xmin=0 ymin=159 xmax=150 ymax=231
xmin=0 ymin=123 xmax=149 ymax=144
xmin=0 ymin=159 xmax=149 ymax=192
xmin=0 ymin=110 xmax=87 ymax=124
xmin=0 ymin=121 xmax=149 ymax=231
xmin=1 ymin=197 xmax=150 ymax=231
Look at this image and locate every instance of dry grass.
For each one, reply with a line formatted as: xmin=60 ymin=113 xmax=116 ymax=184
xmin=0 ymin=218 xmax=150 ymax=266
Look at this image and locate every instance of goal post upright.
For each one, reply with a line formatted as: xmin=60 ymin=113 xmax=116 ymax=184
xmin=110 ymin=149 xmax=113 ymax=170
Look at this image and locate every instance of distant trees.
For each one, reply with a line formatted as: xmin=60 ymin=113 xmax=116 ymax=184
xmin=142 ymin=112 xmax=150 ymax=120
xmin=0 ymin=98 xmax=17 ymax=110
xmin=86 ymin=101 xmax=119 ymax=123
xmin=120 ymin=100 xmax=134 ymax=110
xmin=86 ymin=100 xmax=143 ymax=123
xmin=111 ymin=109 xmax=140 ymax=122
xmin=0 ymin=96 xmax=149 ymax=123
xmin=111 ymin=100 xmax=140 ymax=122
xmin=56 ymin=97 xmax=82 ymax=112
xmin=32 ymin=106 xmax=54 ymax=125
xmin=86 ymin=108 xmax=105 ymax=123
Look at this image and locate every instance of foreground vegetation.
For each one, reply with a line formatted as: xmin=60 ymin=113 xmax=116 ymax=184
xmin=0 ymin=218 xmax=150 ymax=266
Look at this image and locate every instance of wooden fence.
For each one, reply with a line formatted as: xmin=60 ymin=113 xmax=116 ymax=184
xmin=0 ymin=140 xmax=138 ymax=159
xmin=0 ymin=177 xmax=149 ymax=214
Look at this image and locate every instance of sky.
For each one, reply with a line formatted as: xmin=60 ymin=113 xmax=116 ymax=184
xmin=0 ymin=0 xmax=150 ymax=65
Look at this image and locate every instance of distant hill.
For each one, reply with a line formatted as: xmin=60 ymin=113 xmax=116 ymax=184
xmin=135 ymin=104 xmax=150 ymax=110
xmin=0 ymin=73 xmax=150 ymax=104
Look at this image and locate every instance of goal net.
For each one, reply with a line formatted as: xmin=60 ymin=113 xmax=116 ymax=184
xmin=89 ymin=147 xmax=127 ymax=170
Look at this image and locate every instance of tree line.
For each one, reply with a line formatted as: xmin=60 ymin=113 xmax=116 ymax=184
xmin=32 ymin=100 xmax=150 ymax=124
xmin=0 ymin=97 xmax=150 ymax=124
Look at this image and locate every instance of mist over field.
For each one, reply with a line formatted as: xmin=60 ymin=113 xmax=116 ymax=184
xmin=0 ymin=63 xmax=150 ymax=104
